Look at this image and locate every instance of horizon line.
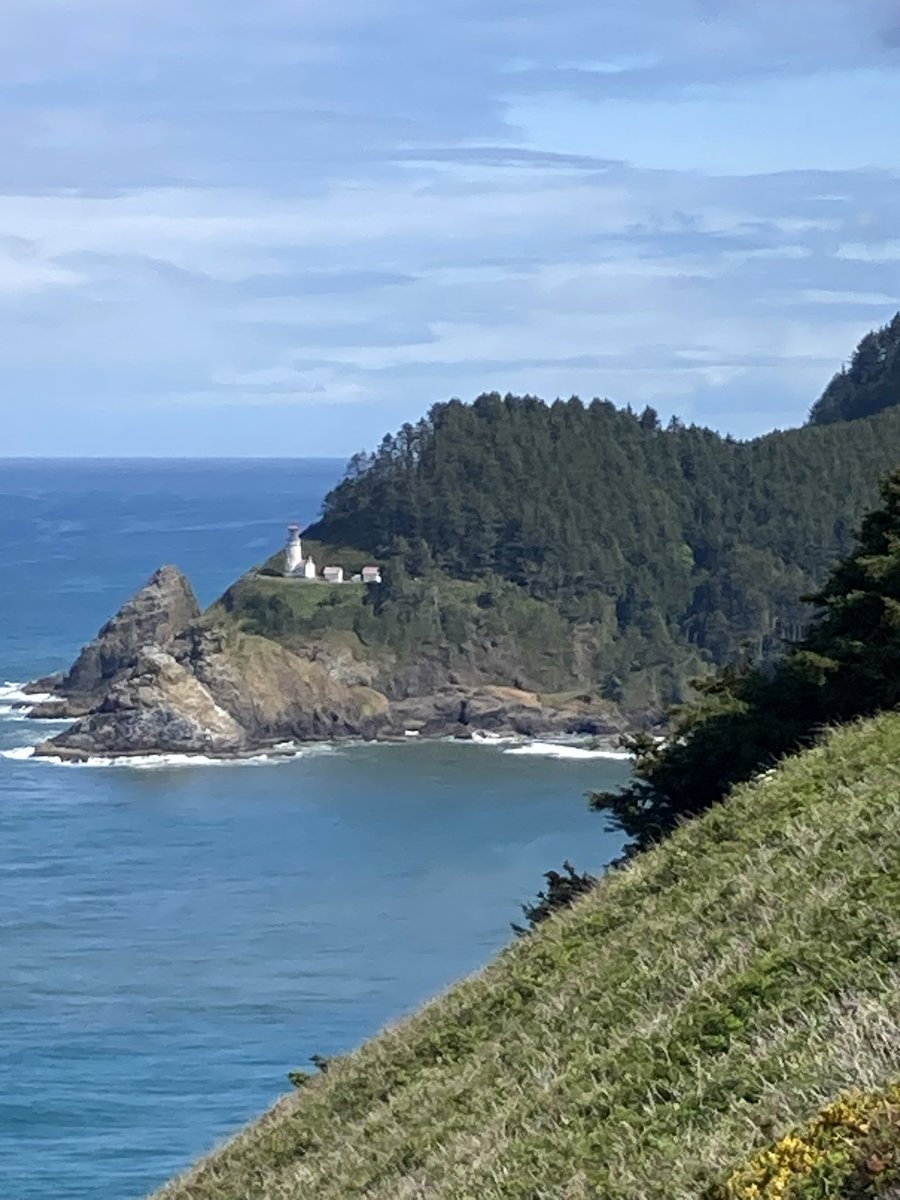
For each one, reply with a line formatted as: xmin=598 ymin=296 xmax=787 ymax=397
xmin=0 ymin=455 xmax=351 ymax=463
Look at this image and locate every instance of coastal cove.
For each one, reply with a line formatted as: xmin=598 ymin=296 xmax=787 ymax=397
xmin=0 ymin=460 xmax=629 ymax=1200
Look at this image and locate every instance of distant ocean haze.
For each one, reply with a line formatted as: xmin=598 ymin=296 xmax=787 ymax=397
xmin=0 ymin=458 xmax=629 ymax=1200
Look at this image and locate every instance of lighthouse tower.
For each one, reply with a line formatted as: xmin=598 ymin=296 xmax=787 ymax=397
xmin=285 ymin=525 xmax=304 ymax=574
xmin=285 ymin=525 xmax=317 ymax=579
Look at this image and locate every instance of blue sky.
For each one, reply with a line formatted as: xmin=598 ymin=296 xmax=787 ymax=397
xmin=0 ymin=0 xmax=898 ymax=456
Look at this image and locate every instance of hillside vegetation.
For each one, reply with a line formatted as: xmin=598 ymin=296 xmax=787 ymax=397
xmin=304 ymin=318 xmax=900 ymax=706
xmin=592 ymin=465 xmax=900 ymax=855
xmin=152 ymin=711 xmax=900 ymax=1200
xmin=214 ymin=565 xmax=609 ymax=698
xmin=808 ymin=313 xmax=900 ymax=426
xmin=716 ymin=1084 xmax=900 ymax=1198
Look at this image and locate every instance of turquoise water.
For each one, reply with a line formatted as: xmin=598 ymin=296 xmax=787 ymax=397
xmin=0 ymin=460 xmax=629 ymax=1200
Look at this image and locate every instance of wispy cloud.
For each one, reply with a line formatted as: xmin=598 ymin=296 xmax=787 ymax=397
xmin=0 ymin=0 xmax=897 ymax=453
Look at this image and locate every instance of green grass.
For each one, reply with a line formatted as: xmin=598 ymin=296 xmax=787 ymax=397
xmin=258 ymin=540 xmax=376 ymax=579
xmin=151 ymin=711 xmax=900 ymax=1199
xmin=211 ymin=569 xmax=583 ymax=690
xmin=209 ymin=574 xmax=369 ymax=650
xmin=222 ymin=574 xmax=365 ymax=622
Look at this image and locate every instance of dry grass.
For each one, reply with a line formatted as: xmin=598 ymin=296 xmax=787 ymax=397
xmin=150 ymin=713 xmax=900 ymax=1200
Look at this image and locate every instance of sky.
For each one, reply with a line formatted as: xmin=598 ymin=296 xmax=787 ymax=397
xmin=0 ymin=0 xmax=898 ymax=457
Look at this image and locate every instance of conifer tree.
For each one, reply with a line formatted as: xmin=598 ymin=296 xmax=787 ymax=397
xmin=304 ymin=318 xmax=900 ymax=707
xmin=591 ymin=466 xmax=900 ymax=854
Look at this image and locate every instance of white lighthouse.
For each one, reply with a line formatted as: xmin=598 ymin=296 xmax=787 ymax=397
xmin=285 ymin=525 xmax=317 ymax=579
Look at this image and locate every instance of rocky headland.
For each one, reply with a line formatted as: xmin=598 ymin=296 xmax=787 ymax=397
xmin=29 ymin=565 xmax=627 ymax=761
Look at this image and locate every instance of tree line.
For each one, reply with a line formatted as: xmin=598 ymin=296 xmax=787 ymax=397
xmin=305 ymin=317 xmax=900 ymax=706
xmin=591 ymin=464 xmax=900 ymax=854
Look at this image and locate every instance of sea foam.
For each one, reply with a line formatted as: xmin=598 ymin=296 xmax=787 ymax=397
xmin=0 ymin=746 xmax=36 ymax=761
xmin=0 ymin=708 xmax=71 ymax=725
xmin=14 ymin=744 xmax=342 ymax=769
xmin=0 ymin=682 xmax=62 ymax=706
xmin=22 ymin=750 xmax=302 ymax=770
xmin=503 ymin=740 xmax=632 ymax=761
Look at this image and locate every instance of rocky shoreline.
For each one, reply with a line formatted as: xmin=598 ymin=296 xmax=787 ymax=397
xmin=26 ymin=566 xmax=629 ymax=763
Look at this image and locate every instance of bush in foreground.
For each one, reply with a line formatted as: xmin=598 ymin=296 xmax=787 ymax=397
xmin=512 ymin=861 xmax=597 ymax=934
xmin=710 ymin=1084 xmax=900 ymax=1199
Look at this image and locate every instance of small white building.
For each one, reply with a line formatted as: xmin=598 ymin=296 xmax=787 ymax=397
xmin=284 ymin=525 xmax=317 ymax=580
xmin=282 ymin=526 xmax=380 ymax=584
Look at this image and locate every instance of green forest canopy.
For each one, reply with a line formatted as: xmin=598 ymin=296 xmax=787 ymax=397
xmin=592 ymin=464 xmax=900 ymax=855
xmin=808 ymin=312 xmax=900 ymax=425
xmin=306 ymin=317 xmax=900 ymax=708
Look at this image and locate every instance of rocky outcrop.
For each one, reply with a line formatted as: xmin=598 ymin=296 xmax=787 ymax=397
xmin=32 ymin=565 xmax=626 ymax=760
xmin=34 ymin=649 xmax=247 ymax=761
xmin=177 ymin=626 xmax=390 ymax=742
xmin=383 ymin=686 xmax=623 ymax=739
xmin=44 ymin=565 xmax=200 ymax=714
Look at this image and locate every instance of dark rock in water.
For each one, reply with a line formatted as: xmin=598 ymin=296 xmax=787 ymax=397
xmin=35 ymin=649 xmax=247 ymax=760
xmin=385 ymin=686 xmax=624 ymax=740
xmin=54 ymin=565 xmax=199 ymax=709
xmin=23 ymin=673 xmax=63 ymax=696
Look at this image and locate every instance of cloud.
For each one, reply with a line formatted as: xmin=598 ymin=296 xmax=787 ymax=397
xmin=0 ymin=236 xmax=83 ymax=292
xmin=0 ymin=0 xmax=896 ymax=453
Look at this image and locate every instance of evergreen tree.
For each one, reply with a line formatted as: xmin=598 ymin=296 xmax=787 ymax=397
xmin=305 ymin=339 xmax=900 ymax=704
xmin=808 ymin=313 xmax=900 ymax=425
xmin=591 ymin=467 xmax=900 ymax=854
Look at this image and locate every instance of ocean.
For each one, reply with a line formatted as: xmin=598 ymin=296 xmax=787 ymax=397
xmin=0 ymin=459 xmax=629 ymax=1200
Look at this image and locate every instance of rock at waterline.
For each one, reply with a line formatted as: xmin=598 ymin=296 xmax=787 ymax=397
xmin=33 ymin=649 xmax=247 ymax=761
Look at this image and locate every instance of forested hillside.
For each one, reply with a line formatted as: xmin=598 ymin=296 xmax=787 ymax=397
xmin=151 ymin=413 xmax=900 ymax=1200
xmin=592 ymin=464 xmax=900 ymax=854
xmin=306 ymin=363 xmax=900 ymax=706
xmin=808 ymin=313 xmax=900 ymax=425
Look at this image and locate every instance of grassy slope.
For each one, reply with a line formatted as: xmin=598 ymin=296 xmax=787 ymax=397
xmin=210 ymin=571 xmax=592 ymax=694
xmin=152 ymin=714 xmax=900 ymax=1200
xmin=214 ymin=540 xmax=707 ymax=709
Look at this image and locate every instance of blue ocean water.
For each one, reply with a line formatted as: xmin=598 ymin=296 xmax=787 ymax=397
xmin=0 ymin=459 xmax=629 ymax=1200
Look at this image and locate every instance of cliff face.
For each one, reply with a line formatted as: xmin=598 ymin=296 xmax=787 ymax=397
xmin=34 ymin=566 xmax=626 ymax=760
xmin=50 ymin=565 xmax=201 ymax=711
xmin=45 ymin=649 xmax=248 ymax=760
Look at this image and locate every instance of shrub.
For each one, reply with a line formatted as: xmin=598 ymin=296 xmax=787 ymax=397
xmin=511 ymin=861 xmax=597 ymax=934
xmin=710 ymin=1085 xmax=900 ymax=1199
xmin=288 ymin=1054 xmax=334 ymax=1089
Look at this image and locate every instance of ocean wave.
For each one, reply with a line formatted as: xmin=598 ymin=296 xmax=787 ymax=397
xmin=502 ymin=741 xmax=632 ymax=761
xmin=31 ymin=750 xmax=305 ymax=769
xmin=0 ymin=746 xmax=36 ymax=761
xmin=0 ymin=682 xmax=62 ymax=706
xmin=0 ymin=711 xmax=73 ymax=724
xmin=465 ymin=731 xmax=519 ymax=746
xmin=1 ymin=728 xmax=346 ymax=768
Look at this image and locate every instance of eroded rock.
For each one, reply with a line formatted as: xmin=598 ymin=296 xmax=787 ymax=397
xmin=35 ymin=648 xmax=246 ymax=760
xmin=55 ymin=565 xmax=200 ymax=708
